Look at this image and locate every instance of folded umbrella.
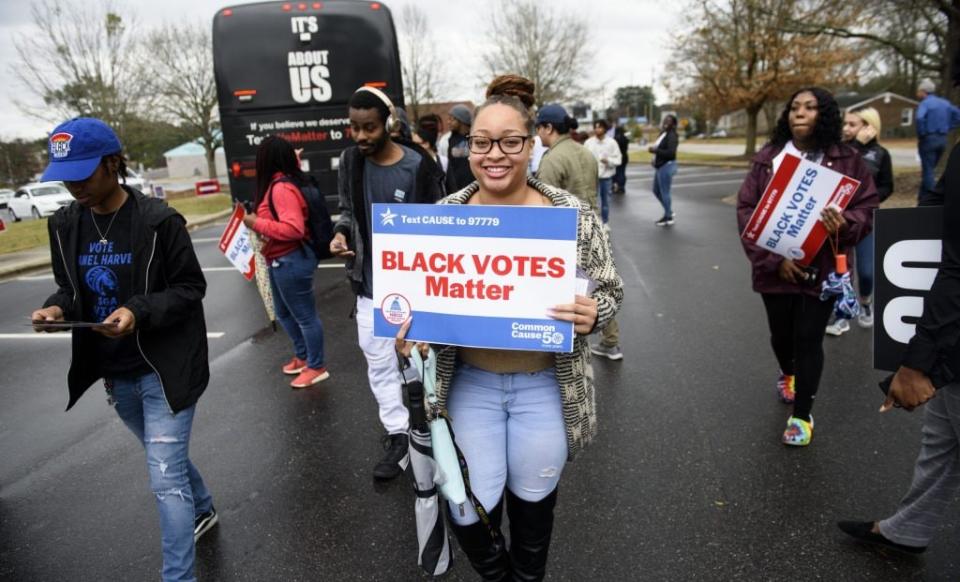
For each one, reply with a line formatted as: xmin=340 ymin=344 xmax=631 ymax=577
xmin=399 ymin=349 xmax=452 ymax=576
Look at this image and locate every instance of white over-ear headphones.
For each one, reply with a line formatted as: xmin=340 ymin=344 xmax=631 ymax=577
xmin=354 ymin=86 xmax=399 ymax=133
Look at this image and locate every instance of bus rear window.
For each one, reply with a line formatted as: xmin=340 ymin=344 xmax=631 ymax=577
xmin=214 ymin=6 xmax=400 ymax=111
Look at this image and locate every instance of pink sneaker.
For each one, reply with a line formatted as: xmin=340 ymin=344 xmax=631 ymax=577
xmin=291 ymin=367 xmax=330 ymax=388
xmin=282 ymin=357 xmax=307 ymax=376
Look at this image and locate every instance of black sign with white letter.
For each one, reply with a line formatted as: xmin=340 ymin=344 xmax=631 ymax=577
xmin=873 ymin=206 xmax=943 ymax=371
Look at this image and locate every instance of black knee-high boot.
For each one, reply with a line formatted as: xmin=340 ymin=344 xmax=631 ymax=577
xmin=506 ymin=488 xmax=557 ymax=582
xmin=449 ymin=500 xmax=510 ymax=581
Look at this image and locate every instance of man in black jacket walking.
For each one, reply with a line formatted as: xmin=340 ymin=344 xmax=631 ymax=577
xmin=330 ymin=87 xmax=444 ymax=480
xmin=31 ymin=118 xmax=216 ymax=582
xmin=838 ymin=138 xmax=960 ymax=556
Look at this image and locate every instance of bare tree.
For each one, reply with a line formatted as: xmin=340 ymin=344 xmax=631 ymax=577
xmin=145 ymin=22 xmax=221 ymax=179
xmin=398 ymin=5 xmax=447 ymax=122
xmin=776 ymin=0 xmax=958 ymax=101
xmin=481 ymin=0 xmax=593 ymax=105
xmin=11 ymin=0 xmax=149 ymax=140
xmin=669 ymin=0 xmax=858 ymax=155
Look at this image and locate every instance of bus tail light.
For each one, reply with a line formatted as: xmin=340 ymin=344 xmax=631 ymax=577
xmin=371 ymin=2 xmax=381 ymax=9
xmin=223 ymin=8 xmax=233 ymax=16
xmin=234 ymin=89 xmax=257 ymax=102
xmin=282 ymin=3 xmax=292 ymax=11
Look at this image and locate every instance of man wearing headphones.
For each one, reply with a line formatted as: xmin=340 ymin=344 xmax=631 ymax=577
xmin=330 ymin=86 xmax=445 ymax=479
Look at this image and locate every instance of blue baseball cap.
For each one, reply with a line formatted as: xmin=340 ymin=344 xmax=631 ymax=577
xmin=41 ymin=117 xmax=122 ymax=182
xmin=536 ymin=104 xmax=568 ymax=126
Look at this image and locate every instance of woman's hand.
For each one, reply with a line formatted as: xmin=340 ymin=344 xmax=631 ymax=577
xmin=777 ymin=259 xmax=807 ymax=284
xmin=549 ymin=295 xmax=598 ymax=334
xmin=329 ymin=232 xmax=355 ymax=258
xmin=238 ymin=203 xmax=257 ymax=229
xmin=395 ymin=317 xmax=430 ymax=359
xmin=820 ymin=205 xmax=847 ymax=235
xmin=31 ymin=305 xmax=64 ymax=333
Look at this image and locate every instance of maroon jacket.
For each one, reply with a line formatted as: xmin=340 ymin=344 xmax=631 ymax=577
xmin=736 ymin=142 xmax=879 ymax=297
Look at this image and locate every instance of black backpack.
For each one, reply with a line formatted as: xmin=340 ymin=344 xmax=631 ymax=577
xmin=267 ymin=175 xmax=334 ymax=261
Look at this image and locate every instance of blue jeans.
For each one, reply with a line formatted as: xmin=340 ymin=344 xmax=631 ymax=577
xmin=918 ymin=134 xmax=947 ymax=203
xmin=653 ymin=161 xmax=677 ymax=218
xmin=597 ymin=178 xmax=612 ymax=223
xmin=855 ymin=230 xmax=875 ymax=299
xmin=109 ymin=373 xmax=213 ymax=582
xmin=268 ymin=246 xmax=325 ymax=369
xmin=446 ymin=365 xmax=567 ymax=526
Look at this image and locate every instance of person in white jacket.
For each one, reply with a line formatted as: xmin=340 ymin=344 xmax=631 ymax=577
xmin=584 ymin=119 xmax=622 ymax=224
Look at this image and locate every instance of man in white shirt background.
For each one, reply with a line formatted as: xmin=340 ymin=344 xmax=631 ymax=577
xmin=584 ymin=119 xmax=622 ymax=224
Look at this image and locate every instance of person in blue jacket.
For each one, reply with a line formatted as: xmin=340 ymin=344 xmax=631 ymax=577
xmin=916 ymin=78 xmax=960 ymax=204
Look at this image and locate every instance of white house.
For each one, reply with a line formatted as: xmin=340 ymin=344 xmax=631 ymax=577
xmin=163 ymin=141 xmax=227 ymax=179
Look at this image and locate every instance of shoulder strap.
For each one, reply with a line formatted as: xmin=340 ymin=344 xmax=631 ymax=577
xmin=266 ymin=176 xmax=301 ymax=220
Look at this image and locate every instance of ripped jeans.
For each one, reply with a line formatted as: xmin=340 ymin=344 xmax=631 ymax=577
xmin=108 ymin=373 xmax=213 ymax=582
xmin=446 ymin=364 xmax=567 ymax=525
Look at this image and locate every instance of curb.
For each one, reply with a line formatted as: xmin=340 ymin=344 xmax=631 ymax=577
xmin=0 ymin=208 xmax=234 ymax=280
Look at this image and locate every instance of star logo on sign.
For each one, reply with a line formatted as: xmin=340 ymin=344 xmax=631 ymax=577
xmin=380 ymin=207 xmax=398 ymax=226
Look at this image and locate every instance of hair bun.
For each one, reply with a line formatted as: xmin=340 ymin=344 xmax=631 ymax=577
xmin=486 ymin=75 xmax=536 ymax=109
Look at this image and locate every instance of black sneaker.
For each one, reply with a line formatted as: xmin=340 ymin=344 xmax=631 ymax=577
xmin=373 ymin=433 xmax=410 ymax=480
xmin=194 ymin=507 xmax=219 ymax=542
xmin=837 ymin=521 xmax=926 ymax=555
xmin=655 ymin=215 xmax=675 ymax=227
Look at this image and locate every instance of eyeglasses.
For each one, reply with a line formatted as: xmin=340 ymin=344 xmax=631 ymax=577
xmin=466 ymin=135 xmax=532 ymax=155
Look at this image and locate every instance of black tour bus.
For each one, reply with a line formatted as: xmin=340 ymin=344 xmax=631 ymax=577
xmin=213 ymin=0 xmax=404 ymax=209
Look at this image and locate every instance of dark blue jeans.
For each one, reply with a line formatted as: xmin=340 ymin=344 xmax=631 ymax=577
xmin=268 ymin=246 xmax=326 ymax=369
xmin=653 ymin=161 xmax=677 ymax=218
xmin=918 ymin=134 xmax=947 ymax=203
xmin=614 ymin=163 xmax=627 ymax=192
xmin=597 ymin=177 xmax=613 ymax=223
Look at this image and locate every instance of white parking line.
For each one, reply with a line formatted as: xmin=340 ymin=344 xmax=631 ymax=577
xmin=191 ymin=237 xmax=219 ymax=243
xmin=671 ymin=179 xmax=746 ymax=189
xmin=17 ymin=263 xmax=344 ymax=281
xmin=0 ymin=332 xmax=225 ymax=339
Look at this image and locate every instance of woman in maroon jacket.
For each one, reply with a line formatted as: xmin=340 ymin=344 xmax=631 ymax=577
xmin=736 ymin=87 xmax=878 ymax=446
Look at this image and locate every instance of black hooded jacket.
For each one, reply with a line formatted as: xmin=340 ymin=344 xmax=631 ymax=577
xmin=43 ymin=187 xmax=209 ymax=413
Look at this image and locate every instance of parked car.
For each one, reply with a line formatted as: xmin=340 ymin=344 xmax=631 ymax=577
xmin=125 ymin=168 xmax=151 ymax=193
xmin=8 ymin=182 xmax=74 ymax=221
xmin=0 ymin=189 xmax=13 ymax=210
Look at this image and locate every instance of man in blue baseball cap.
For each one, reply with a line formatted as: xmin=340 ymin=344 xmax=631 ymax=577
xmin=31 ymin=117 xmax=218 ymax=582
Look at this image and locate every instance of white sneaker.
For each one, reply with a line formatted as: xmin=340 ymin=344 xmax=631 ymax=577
xmin=857 ymin=304 xmax=874 ymax=328
xmin=825 ymin=319 xmax=850 ymax=336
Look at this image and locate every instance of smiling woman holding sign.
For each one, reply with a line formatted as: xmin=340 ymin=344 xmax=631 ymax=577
xmin=398 ymin=75 xmax=623 ymax=581
xmin=736 ymin=87 xmax=879 ymax=447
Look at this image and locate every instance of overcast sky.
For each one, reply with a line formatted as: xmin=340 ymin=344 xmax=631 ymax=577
xmin=0 ymin=0 xmax=679 ymax=140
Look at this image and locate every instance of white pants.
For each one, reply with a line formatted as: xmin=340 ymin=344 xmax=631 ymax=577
xmin=356 ymin=296 xmax=409 ymax=434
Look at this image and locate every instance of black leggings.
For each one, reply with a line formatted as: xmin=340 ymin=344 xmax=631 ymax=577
xmin=760 ymin=293 xmax=836 ymax=421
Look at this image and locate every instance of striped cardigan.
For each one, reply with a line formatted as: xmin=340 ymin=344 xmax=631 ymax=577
xmin=430 ymin=177 xmax=624 ymax=459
